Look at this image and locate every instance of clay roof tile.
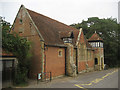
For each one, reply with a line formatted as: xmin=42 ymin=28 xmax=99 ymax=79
xmin=27 ymin=9 xmax=79 ymax=46
xmin=88 ymin=32 xmax=103 ymax=41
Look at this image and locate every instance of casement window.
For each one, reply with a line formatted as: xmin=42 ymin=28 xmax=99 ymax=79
xmin=101 ymin=42 xmax=103 ymax=47
xmin=93 ymin=42 xmax=95 ymax=47
xmin=58 ymin=50 xmax=62 ymax=57
xmin=100 ymin=42 xmax=103 ymax=48
xmin=98 ymin=42 xmax=100 ymax=47
xmin=97 ymin=42 xmax=99 ymax=47
xmin=89 ymin=42 xmax=102 ymax=48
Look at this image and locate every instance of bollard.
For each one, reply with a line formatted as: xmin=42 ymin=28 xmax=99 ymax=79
xmin=50 ymin=72 xmax=52 ymax=82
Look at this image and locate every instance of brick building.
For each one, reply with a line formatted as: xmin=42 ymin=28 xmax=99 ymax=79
xmin=11 ymin=5 xmax=104 ymax=79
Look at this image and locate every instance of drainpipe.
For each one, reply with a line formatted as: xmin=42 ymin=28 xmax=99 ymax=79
xmin=44 ymin=45 xmax=46 ymax=73
xmin=40 ymin=40 xmax=45 ymax=80
xmin=65 ymin=47 xmax=67 ymax=75
xmin=76 ymin=48 xmax=78 ymax=74
xmin=86 ymin=49 xmax=88 ymax=72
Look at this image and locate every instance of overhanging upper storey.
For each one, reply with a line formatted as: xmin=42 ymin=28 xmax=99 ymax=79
xmin=88 ymin=31 xmax=103 ymax=48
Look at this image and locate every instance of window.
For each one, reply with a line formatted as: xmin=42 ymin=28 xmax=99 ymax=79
xmin=93 ymin=42 xmax=95 ymax=47
xmin=63 ymin=38 xmax=72 ymax=43
xmin=58 ymin=50 xmax=62 ymax=57
xmin=101 ymin=43 xmax=103 ymax=47
xmin=100 ymin=42 xmax=103 ymax=48
xmin=19 ymin=19 xmax=22 ymax=24
xmin=90 ymin=42 xmax=100 ymax=47
xmin=96 ymin=42 xmax=97 ymax=47
xmin=97 ymin=42 xmax=99 ymax=47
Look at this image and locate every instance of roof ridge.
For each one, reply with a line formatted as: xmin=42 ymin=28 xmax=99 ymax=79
xmin=88 ymin=32 xmax=103 ymax=41
xmin=26 ymin=8 xmax=78 ymax=31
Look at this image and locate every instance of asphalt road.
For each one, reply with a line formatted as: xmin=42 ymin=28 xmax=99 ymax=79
xmin=19 ymin=68 xmax=119 ymax=89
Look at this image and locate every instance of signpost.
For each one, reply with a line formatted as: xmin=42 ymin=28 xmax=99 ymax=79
xmin=37 ymin=72 xmax=52 ymax=84
xmin=37 ymin=73 xmax=42 ymax=84
xmin=38 ymin=73 xmax=42 ymax=80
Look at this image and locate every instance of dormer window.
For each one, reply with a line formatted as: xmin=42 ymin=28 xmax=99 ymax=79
xmin=63 ymin=37 xmax=72 ymax=43
xmin=59 ymin=31 xmax=74 ymax=44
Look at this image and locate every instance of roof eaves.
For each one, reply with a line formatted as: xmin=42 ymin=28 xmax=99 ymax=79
xmin=45 ymin=44 xmax=67 ymax=48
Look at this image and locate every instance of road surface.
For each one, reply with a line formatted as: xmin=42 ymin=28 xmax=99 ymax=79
xmin=17 ymin=68 xmax=119 ymax=89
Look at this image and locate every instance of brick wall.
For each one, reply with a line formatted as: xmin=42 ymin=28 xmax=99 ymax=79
xmin=11 ymin=6 xmax=43 ymax=78
xmin=87 ymin=60 xmax=94 ymax=68
xmin=78 ymin=61 xmax=86 ymax=71
xmin=45 ymin=46 xmax=65 ymax=77
xmin=77 ymin=30 xmax=95 ymax=73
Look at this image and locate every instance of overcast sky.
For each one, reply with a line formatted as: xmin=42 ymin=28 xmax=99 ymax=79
xmin=0 ymin=0 xmax=119 ymax=25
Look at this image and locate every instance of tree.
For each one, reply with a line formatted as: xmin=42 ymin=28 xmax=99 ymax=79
xmin=70 ymin=17 xmax=120 ymax=67
xmin=1 ymin=17 xmax=31 ymax=84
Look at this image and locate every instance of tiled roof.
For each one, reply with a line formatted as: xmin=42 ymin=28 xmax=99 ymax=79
xmin=59 ymin=31 xmax=73 ymax=39
xmin=88 ymin=33 xmax=103 ymax=41
xmin=27 ymin=9 xmax=79 ymax=46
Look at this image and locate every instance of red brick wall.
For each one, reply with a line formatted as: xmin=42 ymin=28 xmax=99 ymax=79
xmin=78 ymin=61 xmax=86 ymax=71
xmin=94 ymin=48 xmax=104 ymax=55
xmin=87 ymin=50 xmax=94 ymax=68
xmin=11 ymin=7 xmax=43 ymax=78
xmin=87 ymin=60 xmax=94 ymax=68
xmin=77 ymin=30 xmax=95 ymax=72
xmin=45 ymin=46 xmax=65 ymax=77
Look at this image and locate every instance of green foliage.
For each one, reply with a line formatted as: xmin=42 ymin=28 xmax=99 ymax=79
xmin=70 ymin=17 xmax=120 ymax=67
xmin=1 ymin=19 xmax=31 ymax=84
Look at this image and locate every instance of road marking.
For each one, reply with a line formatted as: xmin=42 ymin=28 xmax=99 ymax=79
xmin=74 ymin=69 xmax=118 ymax=88
xmin=75 ymin=84 xmax=84 ymax=88
xmin=74 ymin=84 xmax=88 ymax=90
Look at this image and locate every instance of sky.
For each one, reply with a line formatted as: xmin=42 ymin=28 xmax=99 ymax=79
xmin=0 ymin=0 xmax=119 ymax=25
xmin=118 ymin=1 xmax=120 ymax=22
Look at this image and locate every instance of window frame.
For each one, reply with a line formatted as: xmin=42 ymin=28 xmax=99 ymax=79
xmin=58 ymin=49 xmax=62 ymax=57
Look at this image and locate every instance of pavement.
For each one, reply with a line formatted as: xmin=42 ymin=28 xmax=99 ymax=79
xmin=0 ymin=67 xmax=116 ymax=90
xmin=15 ymin=68 xmax=119 ymax=89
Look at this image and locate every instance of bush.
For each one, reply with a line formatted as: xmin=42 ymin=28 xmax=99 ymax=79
xmin=2 ymin=21 xmax=31 ymax=85
xmin=14 ymin=66 xmax=28 ymax=84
